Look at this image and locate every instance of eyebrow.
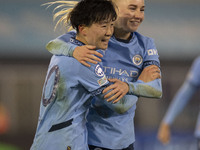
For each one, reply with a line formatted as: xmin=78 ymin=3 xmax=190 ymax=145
xmin=129 ymin=4 xmax=145 ymax=8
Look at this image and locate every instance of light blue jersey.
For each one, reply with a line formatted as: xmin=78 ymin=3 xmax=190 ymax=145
xmin=163 ymin=56 xmax=200 ymax=138
xmin=46 ymin=31 xmax=162 ymax=149
xmin=87 ymin=32 xmax=161 ymax=149
xmin=31 ymin=39 xmax=111 ymax=150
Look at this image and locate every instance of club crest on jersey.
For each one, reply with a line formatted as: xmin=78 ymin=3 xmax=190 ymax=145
xmin=132 ymin=55 xmax=143 ymax=66
xmin=67 ymin=146 xmax=71 ymax=150
xmin=95 ymin=64 xmax=104 ymax=77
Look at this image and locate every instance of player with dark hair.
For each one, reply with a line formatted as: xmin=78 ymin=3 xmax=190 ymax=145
xmin=46 ymin=0 xmax=162 ymax=149
xmin=158 ymin=56 xmax=200 ymax=150
xmin=30 ymin=1 xmax=127 ymax=150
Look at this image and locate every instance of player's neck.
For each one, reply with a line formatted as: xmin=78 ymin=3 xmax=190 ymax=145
xmin=114 ymin=28 xmax=131 ymax=40
xmin=76 ymin=35 xmax=87 ymax=45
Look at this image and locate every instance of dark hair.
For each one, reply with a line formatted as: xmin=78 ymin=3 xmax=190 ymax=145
xmin=68 ymin=0 xmax=117 ymax=32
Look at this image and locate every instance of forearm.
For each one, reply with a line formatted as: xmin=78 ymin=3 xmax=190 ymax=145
xmin=95 ymin=89 xmax=138 ymax=114
xmin=103 ymin=95 xmax=138 ymax=114
xmin=46 ymin=38 xmax=76 ymax=56
xmin=127 ymin=79 xmax=162 ymax=99
xmin=163 ymin=81 xmax=197 ymax=125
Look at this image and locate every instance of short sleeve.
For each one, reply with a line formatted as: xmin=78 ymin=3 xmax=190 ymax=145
xmin=143 ymin=38 xmax=160 ymax=68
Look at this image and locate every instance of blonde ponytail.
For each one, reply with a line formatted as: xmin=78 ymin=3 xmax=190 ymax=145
xmin=42 ymin=1 xmax=78 ymax=31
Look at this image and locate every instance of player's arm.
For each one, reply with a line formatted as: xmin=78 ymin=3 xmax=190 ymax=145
xmin=97 ymin=92 xmax=138 ymax=114
xmin=127 ymin=78 xmax=162 ymax=98
xmin=158 ymin=58 xmax=200 ymax=144
xmin=91 ymin=80 xmax=135 ymax=114
xmin=128 ymin=37 xmax=163 ymax=99
xmin=130 ymin=65 xmax=162 ymax=99
xmin=103 ymin=65 xmax=162 ymax=103
xmin=78 ymin=62 xmax=134 ymax=114
xmin=46 ymin=32 xmax=103 ymax=67
xmin=157 ymin=80 xmax=198 ymax=144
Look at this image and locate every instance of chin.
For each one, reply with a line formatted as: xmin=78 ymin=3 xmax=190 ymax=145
xmin=100 ymin=47 xmax=107 ymax=50
xmin=99 ymin=44 xmax=108 ymax=50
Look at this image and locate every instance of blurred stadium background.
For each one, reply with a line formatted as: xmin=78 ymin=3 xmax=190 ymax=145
xmin=0 ymin=0 xmax=200 ymax=149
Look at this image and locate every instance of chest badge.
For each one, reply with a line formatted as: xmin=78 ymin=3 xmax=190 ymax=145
xmin=132 ymin=55 xmax=143 ymax=66
xmin=95 ymin=64 xmax=104 ymax=77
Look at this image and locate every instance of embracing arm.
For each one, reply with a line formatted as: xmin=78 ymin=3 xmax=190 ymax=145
xmin=103 ymin=65 xmax=162 ymax=102
xmin=46 ymin=36 xmax=103 ymax=67
xmin=100 ymin=65 xmax=162 ymax=113
xmin=127 ymin=79 xmax=162 ymax=99
xmin=127 ymin=65 xmax=162 ymax=99
xmin=46 ymin=38 xmax=77 ymax=57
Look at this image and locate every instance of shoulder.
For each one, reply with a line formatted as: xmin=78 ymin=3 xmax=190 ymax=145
xmin=50 ymin=55 xmax=80 ymax=70
xmin=134 ymin=32 xmax=154 ymax=44
xmin=58 ymin=30 xmax=77 ymax=42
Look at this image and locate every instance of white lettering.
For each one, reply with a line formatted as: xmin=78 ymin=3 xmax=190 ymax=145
xmin=147 ymin=49 xmax=158 ymax=56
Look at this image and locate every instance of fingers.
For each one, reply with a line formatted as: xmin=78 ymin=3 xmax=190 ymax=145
xmin=103 ymin=84 xmax=115 ymax=94
xmin=139 ymin=65 xmax=161 ymax=82
xmin=106 ymin=89 xmax=126 ymax=103
xmin=85 ymin=45 xmax=103 ymax=58
xmin=85 ymin=45 xmax=97 ymax=50
xmin=151 ymin=72 xmax=161 ymax=80
xmin=106 ymin=89 xmax=121 ymax=102
xmin=145 ymin=65 xmax=160 ymax=73
xmin=88 ymin=50 xmax=103 ymax=58
xmin=113 ymin=94 xmax=124 ymax=103
xmin=86 ymin=53 xmax=102 ymax=62
xmin=82 ymin=57 xmax=98 ymax=65
xmin=102 ymin=78 xmax=128 ymax=103
xmin=102 ymin=78 xmax=122 ymax=94
xmin=80 ymin=61 xmax=91 ymax=67
xmin=108 ymin=78 xmax=118 ymax=82
xmin=73 ymin=45 xmax=103 ymax=66
xmin=105 ymin=89 xmax=125 ymax=103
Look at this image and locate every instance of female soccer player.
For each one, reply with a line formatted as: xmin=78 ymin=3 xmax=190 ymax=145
xmin=46 ymin=0 xmax=162 ymax=149
xmin=158 ymin=56 xmax=200 ymax=150
xmin=30 ymin=1 xmax=122 ymax=150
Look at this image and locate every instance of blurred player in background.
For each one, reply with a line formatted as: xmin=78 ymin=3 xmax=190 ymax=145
xmin=157 ymin=56 xmax=200 ymax=150
xmin=46 ymin=0 xmax=162 ymax=149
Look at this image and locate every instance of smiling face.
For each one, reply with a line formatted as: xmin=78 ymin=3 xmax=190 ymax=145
xmin=77 ymin=19 xmax=115 ymax=50
xmin=114 ymin=0 xmax=145 ymax=33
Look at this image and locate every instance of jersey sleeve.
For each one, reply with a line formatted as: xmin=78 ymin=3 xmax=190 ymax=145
xmin=127 ymin=79 xmax=162 ymax=99
xmin=77 ymin=62 xmax=109 ymax=93
xmin=143 ymin=38 xmax=160 ymax=68
xmin=186 ymin=57 xmax=200 ymax=87
xmin=163 ymin=80 xmax=198 ymax=125
xmin=46 ymin=31 xmax=77 ymax=57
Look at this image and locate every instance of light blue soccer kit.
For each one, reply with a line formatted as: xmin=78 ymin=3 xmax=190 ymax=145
xmin=163 ymin=56 xmax=200 ymax=138
xmin=30 ymin=38 xmax=126 ymax=150
xmin=46 ymin=31 xmax=162 ymax=149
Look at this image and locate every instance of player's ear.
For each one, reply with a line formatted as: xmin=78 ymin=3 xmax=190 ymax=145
xmin=78 ymin=24 xmax=87 ymax=36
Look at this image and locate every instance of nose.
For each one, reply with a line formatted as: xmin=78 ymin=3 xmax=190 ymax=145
xmin=134 ymin=9 xmax=144 ymax=19
xmin=106 ymin=25 xmax=114 ymax=36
